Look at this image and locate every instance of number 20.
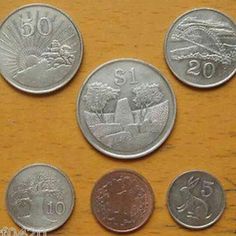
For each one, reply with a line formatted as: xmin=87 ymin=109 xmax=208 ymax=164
xmin=187 ymin=60 xmax=215 ymax=79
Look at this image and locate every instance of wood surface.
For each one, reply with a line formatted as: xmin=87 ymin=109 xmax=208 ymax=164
xmin=0 ymin=0 xmax=235 ymax=235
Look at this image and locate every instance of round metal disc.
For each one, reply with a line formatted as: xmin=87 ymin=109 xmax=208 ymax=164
xmin=77 ymin=58 xmax=176 ymax=159
xmin=91 ymin=169 xmax=155 ymax=233
xmin=6 ymin=164 xmax=75 ymax=232
xmin=0 ymin=4 xmax=83 ymax=94
xmin=165 ymin=8 xmax=236 ymax=88
xmin=167 ymin=170 xmax=225 ymax=229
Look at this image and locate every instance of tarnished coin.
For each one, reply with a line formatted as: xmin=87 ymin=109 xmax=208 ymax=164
xmin=165 ymin=8 xmax=236 ymax=88
xmin=167 ymin=170 xmax=225 ymax=229
xmin=91 ymin=169 xmax=154 ymax=233
xmin=6 ymin=164 xmax=75 ymax=232
xmin=0 ymin=4 xmax=83 ymax=94
xmin=77 ymin=58 xmax=176 ymax=159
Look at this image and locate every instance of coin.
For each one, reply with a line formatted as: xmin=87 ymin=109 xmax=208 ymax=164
xmin=165 ymin=8 xmax=236 ymax=88
xmin=0 ymin=4 xmax=83 ymax=94
xmin=77 ymin=58 xmax=176 ymax=159
xmin=91 ymin=169 xmax=154 ymax=233
xmin=6 ymin=164 xmax=75 ymax=232
xmin=167 ymin=170 xmax=225 ymax=229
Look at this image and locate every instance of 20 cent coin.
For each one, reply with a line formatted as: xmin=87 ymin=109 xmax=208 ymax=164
xmin=165 ymin=8 xmax=236 ymax=88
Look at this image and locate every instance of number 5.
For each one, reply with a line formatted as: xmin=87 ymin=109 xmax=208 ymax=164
xmin=201 ymin=180 xmax=214 ymax=197
xmin=21 ymin=17 xmax=34 ymax=37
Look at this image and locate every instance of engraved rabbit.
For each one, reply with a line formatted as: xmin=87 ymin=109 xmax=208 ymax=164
xmin=177 ymin=176 xmax=212 ymax=220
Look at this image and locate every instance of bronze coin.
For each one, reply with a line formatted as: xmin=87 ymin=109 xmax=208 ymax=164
xmin=91 ymin=169 xmax=155 ymax=233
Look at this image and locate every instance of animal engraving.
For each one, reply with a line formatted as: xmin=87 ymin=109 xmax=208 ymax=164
xmin=177 ymin=176 xmax=213 ymax=220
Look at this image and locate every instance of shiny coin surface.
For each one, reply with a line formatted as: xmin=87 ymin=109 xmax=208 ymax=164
xmin=165 ymin=8 xmax=236 ymax=88
xmin=167 ymin=170 xmax=225 ymax=229
xmin=77 ymin=58 xmax=176 ymax=159
xmin=6 ymin=164 xmax=75 ymax=232
xmin=0 ymin=4 xmax=83 ymax=94
xmin=91 ymin=169 xmax=154 ymax=233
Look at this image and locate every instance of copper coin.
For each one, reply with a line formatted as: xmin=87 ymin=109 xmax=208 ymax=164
xmin=91 ymin=169 xmax=155 ymax=233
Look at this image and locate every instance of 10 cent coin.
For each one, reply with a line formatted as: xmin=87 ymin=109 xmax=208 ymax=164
xmin=167 ymin=170 xmax=225 ymax=229
xmin=0 ymin=4 xmax=83 ymax=93
xmin=165 ymin=8 xmax=236 ymax=88
xmin=6 ymin=164 xmax=75 ymax=232
xmin=77 ymin=58 xmax=176 ymax=159
xmin=91 ymin=169 xmax=154 ymax=233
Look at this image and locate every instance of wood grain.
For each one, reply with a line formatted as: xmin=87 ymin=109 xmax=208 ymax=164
xmin=0 ymin=0 xmax=235 ymax=235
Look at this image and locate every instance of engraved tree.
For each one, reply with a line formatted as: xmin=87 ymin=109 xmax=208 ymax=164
xmin=83 ymin=82 xmax=120 ymax=123
xmin=10 ymin=172 xmax=64 ymax=223
xmin=132 ymin=83 xmax=163 ymax=123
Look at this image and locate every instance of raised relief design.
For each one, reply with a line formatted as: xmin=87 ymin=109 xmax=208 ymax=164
xmin=177 ymin=176 xmax=214 ymax=220
xmin=170 ymin=17 xmax=236 ymax=78
xmin=83 ymin=75 xmax=169 ymax=152
xmin=0 ymin=11 xmax=77 ymax=87
xmin=94 ymin=175 xmax=149 ymax=227
xmin=9 ymin=171 xmax=65 ymax=225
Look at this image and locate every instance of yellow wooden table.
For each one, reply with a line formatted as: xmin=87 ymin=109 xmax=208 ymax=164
xmin=0 ymin=0 xmax=235 ymax=235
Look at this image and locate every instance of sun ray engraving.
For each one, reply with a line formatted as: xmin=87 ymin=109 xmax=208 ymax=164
xmin=0 ymin=38 xmax=19 ymax=53
xmin=60 ymin=33 xmax=76 ymax=44
xmin=39 ymin=20 xmax=65 ymax=49
xmin=56 ymin=26 xmax=75 ymax=43
xmin=0 ymin=4 xmax=83 ymax=93
xmin=6 ymin=24 xmax=25 ymax=50
xmin=0 ymin=45 xmax=18 ymax=56
xmin=2 ymin=31 xmax=20 ymax=55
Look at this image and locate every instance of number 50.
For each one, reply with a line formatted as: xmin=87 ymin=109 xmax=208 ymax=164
xmin=21 ymin=17 xmax=52 ymax=37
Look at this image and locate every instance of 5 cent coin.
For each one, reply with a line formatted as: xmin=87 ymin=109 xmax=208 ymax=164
xmin=165 ymin=8 xmax=236 ymax=88
xmin=0 ymin=4 xmax=83 ymax=94
xmin=91 ymin=169 xmax=155 ymax=233
xmin=6 ymin=164 xmax=75 ymax=232
xmin=77 ymin=58 xmax=176 ymax=159
xmin=167 ymin=170 xmax=225 ymax=229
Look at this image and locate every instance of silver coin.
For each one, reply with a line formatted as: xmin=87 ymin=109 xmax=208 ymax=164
xmin=167 ymin=170 xmax=225 ymax=229
xmin=6 ymin=164 xmax=75 ymax=232
xmin=0 ymin=4 xmax=83 ymax=94
xmin=77 ymin=58 xmax=176 ymax=159
xmin=165 ymin=8 xmax=236 ymax=88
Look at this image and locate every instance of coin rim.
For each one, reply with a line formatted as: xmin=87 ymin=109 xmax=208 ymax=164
xmin=5 ymin=163 xmax=76 ymax=233
xmin=164 ymin=7 xmax=236 ymax=88
xmin=166 ymin=170 xmax=226 ymax=229
xmin=76 ymin=58 xmax=177 ymax=159
xmin=90 ymin=169 xmax=155 ymax=233
xmin=0 ymin=3 xmax=84 ymax=94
